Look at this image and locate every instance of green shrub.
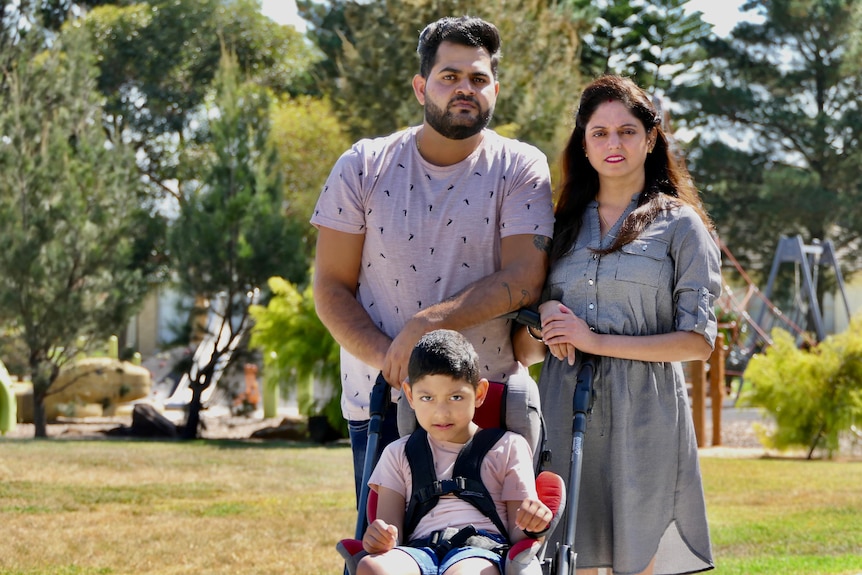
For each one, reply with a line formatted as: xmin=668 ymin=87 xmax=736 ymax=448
xmin=743 ymin=314 xmax=862 ymax=458
xmin=249 ymin=276 xmax=344 ymax=434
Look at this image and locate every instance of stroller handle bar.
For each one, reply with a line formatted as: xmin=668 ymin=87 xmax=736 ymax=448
xmin=355 ymin=373 xmax=391 ymax=539
xmin=502 ymin=308 xmax=542 ymax=331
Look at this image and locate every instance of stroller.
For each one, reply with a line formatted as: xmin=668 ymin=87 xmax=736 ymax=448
xmin=336 ymin=322 xmax=568 ymax=574
xmin=336 ymin=311 xmax=595 ymax=574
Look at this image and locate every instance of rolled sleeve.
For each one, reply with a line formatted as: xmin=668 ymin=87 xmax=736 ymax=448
xmin=671 ymin=210 xmax=722 ymax=348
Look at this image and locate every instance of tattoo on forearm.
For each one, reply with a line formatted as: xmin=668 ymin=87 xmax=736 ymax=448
xmin=503 ymin=281 xmax=531 ymax=310
xmin=533 ymin=235 xmax=551 ymax=254
xmin=502 ymin=282 xmax=513 ymax=309
xmin=517 ymin=289 xmax=530 ymax=308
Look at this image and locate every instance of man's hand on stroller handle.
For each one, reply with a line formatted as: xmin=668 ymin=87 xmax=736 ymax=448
xmin=382 ymin=317 xmax=431 ymax=389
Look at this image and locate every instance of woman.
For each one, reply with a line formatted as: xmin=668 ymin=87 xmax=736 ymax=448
xmin=515 ymin=75 xmax=719 ymax=574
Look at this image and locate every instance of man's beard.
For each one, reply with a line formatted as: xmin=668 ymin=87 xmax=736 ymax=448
xmin=424 ymin=96 xmax=493 ymax=140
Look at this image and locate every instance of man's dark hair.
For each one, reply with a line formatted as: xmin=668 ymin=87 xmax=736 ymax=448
xmin=416 ymin=16 xmax=501 ymax=78
xmin=407 ymin=329 xmax=480 ymax=388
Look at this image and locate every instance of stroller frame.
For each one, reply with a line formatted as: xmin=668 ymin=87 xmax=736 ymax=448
xmin=506 ymin=309 xmax=596 ymax=575
xmin=354 ymin=373 xmax=391 ymax=539
xmin=550 ymin=354 xmax=595 ymax=575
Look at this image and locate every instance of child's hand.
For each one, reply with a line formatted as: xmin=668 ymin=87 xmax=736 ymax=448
xmin=516 ymin=497 xmax=552 ymax=537
xmin=362 ymin=519 xmax=399 ymax=554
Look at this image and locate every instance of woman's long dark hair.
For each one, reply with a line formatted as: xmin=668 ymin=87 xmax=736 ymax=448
xmin=550 ymin=75 xmax=713 ymax=264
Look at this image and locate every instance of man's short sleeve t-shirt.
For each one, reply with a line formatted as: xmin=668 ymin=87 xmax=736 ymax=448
xmin=311 ymin=127 xmax=554 ymax=420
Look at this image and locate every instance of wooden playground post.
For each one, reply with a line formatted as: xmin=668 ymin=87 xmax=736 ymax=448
xmin=710 ymin=333 xmax=726 ymax=446
xmin=689 ymin=333 xmax=727 ymax=448
xmin=690 ymin=359 xmax=707 ymax=448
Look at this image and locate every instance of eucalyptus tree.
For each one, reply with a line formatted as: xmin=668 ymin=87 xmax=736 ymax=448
xmin=76 ymin=0 xmax=320 ymax=207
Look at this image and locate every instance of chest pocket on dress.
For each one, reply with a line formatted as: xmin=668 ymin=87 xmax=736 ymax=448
xmin=614 ymin=238 xmax=668 ymax=287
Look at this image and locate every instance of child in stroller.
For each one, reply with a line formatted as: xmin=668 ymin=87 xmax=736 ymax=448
xmin=339 ymin=329 xmax=564 ymax=575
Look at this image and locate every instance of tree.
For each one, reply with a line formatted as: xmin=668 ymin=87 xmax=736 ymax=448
xmin=0 ymin=28 xmax=159 ymax=437
xmin=676 ymin=0 xmax=862 ymax=283
xmin=492 ymin=0 xmax=593 ymax=153
xmin=74 ymin=0 xmax=320 ymax=205
xmin=268 ymin=95 xmax=352 ymax=254
xmin=848 ymin=0 xmax=862 ymax=65
xmin=167 ymin=50 xmax=308 ymax=437
xmin=580 ymin=0 xmax=713 ymax=95
xmin=0 ymin=1 xmax=25 ymax=86
xmin=298 ymin=0 xmax=590 ymax=155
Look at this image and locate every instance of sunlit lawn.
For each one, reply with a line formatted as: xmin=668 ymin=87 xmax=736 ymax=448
xmin=0 ymin=439 xmax=355 ymax=575
xmin=1 ymin=439 xmax=860 ymax=575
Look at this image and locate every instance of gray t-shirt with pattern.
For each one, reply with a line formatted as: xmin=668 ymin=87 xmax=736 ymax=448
xmin=311 ymin=126 xmax=554 ymax=420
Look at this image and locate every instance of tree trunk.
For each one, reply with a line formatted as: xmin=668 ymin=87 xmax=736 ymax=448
xmin=33 ymin=394 xmax=47 ymax=438
xmin=182 ymin=382 xmax=204 ymax=439
xmin=30 ymin=361 xmax=53 ymax=439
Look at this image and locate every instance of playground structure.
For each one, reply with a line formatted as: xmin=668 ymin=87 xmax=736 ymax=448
xmin=714 ymin=234 xmax=853 ymax=401
xmin=687 ymin=234 xmax=854 ymax=445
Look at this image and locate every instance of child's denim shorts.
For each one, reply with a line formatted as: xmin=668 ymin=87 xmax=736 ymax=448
xmin=397 ymin=531 xmax=507 ymax=575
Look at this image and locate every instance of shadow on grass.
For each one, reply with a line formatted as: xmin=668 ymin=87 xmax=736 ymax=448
xmin=207 ymin=438 xmax=352 ymax=450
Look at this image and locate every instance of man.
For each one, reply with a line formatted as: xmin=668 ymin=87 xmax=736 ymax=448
xmin=311 ymin=15 xmax=554 ymax=501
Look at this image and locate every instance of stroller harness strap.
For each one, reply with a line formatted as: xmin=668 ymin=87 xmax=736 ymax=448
xmin=403 ymin=427 xmax=510 ymax=543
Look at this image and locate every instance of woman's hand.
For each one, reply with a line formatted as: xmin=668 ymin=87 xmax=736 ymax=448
xmin=539 ymin=301 xmax=591 ymax=365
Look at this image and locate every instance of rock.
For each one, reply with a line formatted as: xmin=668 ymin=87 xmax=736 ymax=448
xmin=308 ymin=415 xmax=345 ymax=444
xmin=250 ymin=417 xmax=307 ymax=440
xmin=104 ymin=403 xmax=178 ymax=438
xmin=13 ymin=358 xmax=151 ymax=423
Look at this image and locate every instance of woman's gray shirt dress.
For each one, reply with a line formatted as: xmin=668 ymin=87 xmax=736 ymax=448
xmin=539 ymin=194 xmax=721 ymax=574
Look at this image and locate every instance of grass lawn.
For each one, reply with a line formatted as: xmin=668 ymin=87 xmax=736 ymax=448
xmin=700 ymin=456 xmax=862 ymax=574
xmin=0 ymin=439 xmax=860 ymax=575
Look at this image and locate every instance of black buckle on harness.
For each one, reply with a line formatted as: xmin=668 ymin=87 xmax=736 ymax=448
xmin=417 ymin=477 xmax=467 ymax=502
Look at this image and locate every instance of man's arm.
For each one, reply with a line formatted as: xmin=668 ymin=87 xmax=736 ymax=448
xmin=382 ymin=233 xmax=551 ymax=385
xmin=313 ymin=227 xmax=392 ymax=375
xmin=512 ymin=323 xmax=548 ymax=367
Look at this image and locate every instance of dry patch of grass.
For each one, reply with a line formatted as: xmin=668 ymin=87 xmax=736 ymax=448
xmin=2 ymin=439 xmax=861 ymax=575
xmin=0 ymin=439 xmax=355 ymax=575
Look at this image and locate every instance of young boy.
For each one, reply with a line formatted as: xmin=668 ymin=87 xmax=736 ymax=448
xmin=357 ymin=329 xmax=552 ymax=575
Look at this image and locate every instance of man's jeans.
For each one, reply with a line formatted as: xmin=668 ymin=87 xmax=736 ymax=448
xmin=347 ymin=402 xmax=400 ymax=506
